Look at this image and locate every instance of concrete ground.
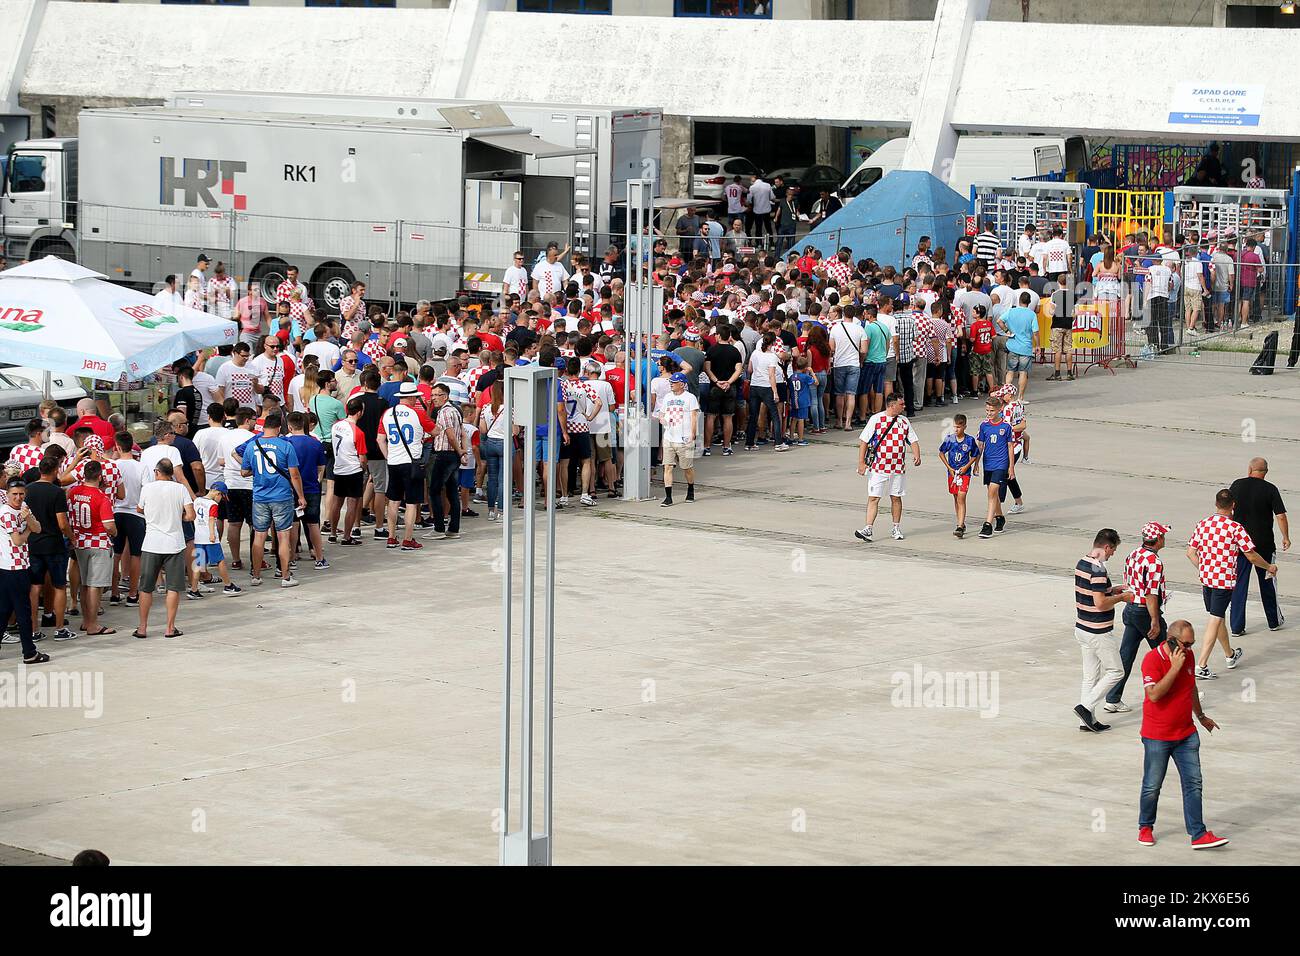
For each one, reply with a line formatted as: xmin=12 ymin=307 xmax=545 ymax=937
xmin=2 ymin=359 xmax=1298 ymax=865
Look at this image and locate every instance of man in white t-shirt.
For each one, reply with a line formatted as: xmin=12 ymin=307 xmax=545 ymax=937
xmin=135 ymin=457 xmax=194 ymax=639
xmin=139 ymin=422 xmax=189 ymax=492
xmin=213 ymin=342 xmax=259 ymax=408
xmin=110 ymin=432 xmax=148 ymax=607
xmin=1017 ymin=225 xmax=1036 ymax=259
xmin=377 ymin=382 xmax=435 ymax=552
xmin=303 ymin=325 xmax=342 ymax=372
xmin=531 ymin=245 xmax=570 ymax=301
xmin=829 ymin=313 xmax=866 ymax=431
xmin=654 ymin=372 xmax=700 ymax=507
xmin=583 ymin=362 xmax=618 ymax=500
xmin=215 ymin=407 xmax=257 ymax=570
xmin=1043 ymin=227 xmax=1072 ymax=279
xmin=503 ymin=250 xmax=530 ymax=301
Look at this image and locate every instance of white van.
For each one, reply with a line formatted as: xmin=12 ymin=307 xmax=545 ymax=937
xmin=840 ymin=135 xmax=1090 ymax=202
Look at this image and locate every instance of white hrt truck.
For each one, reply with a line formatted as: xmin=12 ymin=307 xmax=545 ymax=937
xmin=169 ymin=91 xmax=663 ymax=258
xmin=0 ymin=102 xmax=597 ymax=307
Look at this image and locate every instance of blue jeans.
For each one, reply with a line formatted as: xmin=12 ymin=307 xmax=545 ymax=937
xmin=811 ymin=371 xmax=827 ymax=430
xmin=746 ymin=385 xmax=784 ymax=447
xmin=1140 ymin=732 xmax=1206 ymax=838
xmin=1107 ymin=603 xmax=1165 ymax=704
xmin=483 ymin=436 xmax=504 ymax=511
xmin=1230 ymin=550 xmax=1279 ymax=633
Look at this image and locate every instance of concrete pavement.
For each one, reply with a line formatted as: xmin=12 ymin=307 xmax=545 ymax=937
xmin=2 ymin=359 xmax=1297 ymax=864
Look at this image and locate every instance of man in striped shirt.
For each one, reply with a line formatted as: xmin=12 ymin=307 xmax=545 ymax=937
xmin=1074 ymin=528 xmax=1135 ymax=733
xmin=1105 ymin=521 xmax=1170 ymax=715
xmin=974 ymin=221 xmax=1001 ymax=265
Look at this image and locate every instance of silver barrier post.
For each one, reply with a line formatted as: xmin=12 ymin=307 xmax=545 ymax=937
xmin=500 ymin=362 xmax=557 ymax=866
xmin=623 ymin=179 xmax=654 ymax=501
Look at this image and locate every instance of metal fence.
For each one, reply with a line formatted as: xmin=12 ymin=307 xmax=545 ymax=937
xmin=73 ymin=202 xmax=569 ymax=312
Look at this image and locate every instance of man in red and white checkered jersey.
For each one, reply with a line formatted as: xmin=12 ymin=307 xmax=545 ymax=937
xmin=0 ymin=476 xmax=46 ymax=662
xmin=66 ymin=435 xmax=123 ymax=504
xmin=1105 ymin=521 xmax=1172 ymax=715
xmin=826 ymin=250 xmax=854 ymax=288
xmin=339 ymin=281 xmax=366 ymax=341
xmin=854 ymin=393 xmax=921 ymax=543
xmin=1187 ymin=489 xmax=1277 ymax=679
xmin=275 ymin=267 xmax=310 ymax=326
xmin=6 ymin=419 xmax=49 ymax=475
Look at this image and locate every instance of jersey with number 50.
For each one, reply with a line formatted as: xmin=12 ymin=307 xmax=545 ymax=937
xmin=381 ymin=405 xmax=431 ymax=465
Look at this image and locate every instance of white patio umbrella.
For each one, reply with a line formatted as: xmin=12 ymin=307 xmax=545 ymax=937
xmin=0 ymin=256 xmax=238 ymax=382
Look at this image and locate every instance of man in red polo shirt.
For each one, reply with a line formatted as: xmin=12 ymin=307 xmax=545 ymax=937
xmin=72 ymin=398 xmax=117 ymax=448
xmin=1137 ymin=619 xmax=1227 ymax=850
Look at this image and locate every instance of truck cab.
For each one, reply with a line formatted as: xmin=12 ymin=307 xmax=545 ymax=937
xmin=1 ymin=137 xmax=77 ymax=261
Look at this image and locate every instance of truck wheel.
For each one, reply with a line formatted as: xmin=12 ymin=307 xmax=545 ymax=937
xmin=31 ymin=239 xmax=75 ymax=262
xmin=311 ymin=263 xmax=355 ymax=315
xmin=249 ymin=258 xmax=289 ymax=305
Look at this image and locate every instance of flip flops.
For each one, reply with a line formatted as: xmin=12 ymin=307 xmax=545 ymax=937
xmin=85 ymin=627 xmax=116 ymax=636
xmin=132 ymin=630 xmax=147 ymax=639
xmin=164 ymin=629 xmax=184 ymax=639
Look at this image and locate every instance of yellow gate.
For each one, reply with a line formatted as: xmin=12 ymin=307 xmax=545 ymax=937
xmin=1092 ymin=190 xmax=1167 ymax=246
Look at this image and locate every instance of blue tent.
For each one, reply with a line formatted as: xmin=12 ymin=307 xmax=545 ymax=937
xmin=798 ymin=170 xmax=968 ymax=269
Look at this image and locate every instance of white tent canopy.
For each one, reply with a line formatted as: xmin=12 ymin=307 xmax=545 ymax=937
xmin=0 ymin=256 xmax=237 ymax=380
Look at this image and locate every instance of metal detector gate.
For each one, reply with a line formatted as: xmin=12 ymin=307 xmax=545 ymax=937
xmin=971 ymin=181 xmax=1087 ymax=252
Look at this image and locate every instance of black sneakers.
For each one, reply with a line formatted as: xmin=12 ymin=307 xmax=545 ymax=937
xmin=994 ymin=515 xmax=1007 ymax=534
xmin=978 ymin=522 xmax=993 ymax=539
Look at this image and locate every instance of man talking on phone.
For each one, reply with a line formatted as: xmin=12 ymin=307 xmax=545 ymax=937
xmin=1137 ymin=619 xmax=1228 ymax=849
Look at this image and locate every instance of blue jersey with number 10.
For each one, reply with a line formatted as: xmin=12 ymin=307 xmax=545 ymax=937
xmin=977 ymin=419 xmax=1013 ymax=470
xmin=939 ymin=433 xmax=978 ymax=472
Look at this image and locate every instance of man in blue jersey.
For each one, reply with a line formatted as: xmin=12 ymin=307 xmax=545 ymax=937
xmin=238 ymin=412 xmax=304 ymax=589
xmin=975 ymin=397 xmax=1015 ymax=540
xmin=285 ymin=411 xmax=327 ymax=570
xmin=938 ymin=413 xmax=979 ymax=539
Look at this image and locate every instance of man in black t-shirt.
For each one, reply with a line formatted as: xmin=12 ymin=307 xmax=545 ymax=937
xmin=353 ymin=367 xmax=390 ymax=540
xmin=1228 ymin=458 xmax=1289 ymax=636
xmin=702 ymin=325 xmax=743 ymax=455
xmin=23 ymin=456 xmax=73 ymax=642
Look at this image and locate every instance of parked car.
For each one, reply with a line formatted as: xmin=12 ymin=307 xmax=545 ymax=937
xmin=0 ymin=364 xmax=88 ymax=411
xmin=692 ymin=154 xmax=762 ymax=200
xmin=0 ymin=372 xmax=43 ymax=454
xmin=765 ymin=164 xmax=846 ymax=212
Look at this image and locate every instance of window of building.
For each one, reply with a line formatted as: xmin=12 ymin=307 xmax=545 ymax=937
xmin=674 ymin=0 xmax=772 ymax=17
xmin=517 ymin=0 xmax=612 ymax=12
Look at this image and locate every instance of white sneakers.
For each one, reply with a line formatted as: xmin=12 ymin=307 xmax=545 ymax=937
xmin=1103 ymin=701 xmax=1132 ymax=714
xmin=580 ymin=494 xmax=596 ymax=506
xmin=892 ymin=526 xmax=904 ymax=540
xmin=1008 ymin=503 xmax=1025 ymax=514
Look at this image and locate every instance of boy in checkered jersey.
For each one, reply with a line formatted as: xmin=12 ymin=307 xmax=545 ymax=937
xmin=1187 ymin=489 xmax=1277 ymax=679
xmin=993 ymin=384 xmax=1029 ymax=511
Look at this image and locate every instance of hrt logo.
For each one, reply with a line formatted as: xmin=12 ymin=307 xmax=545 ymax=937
xmin=159 ymin=157 xmax=248 ymax=210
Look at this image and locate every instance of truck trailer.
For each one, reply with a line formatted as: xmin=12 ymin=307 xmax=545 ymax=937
xmin=1 ymin=102 xmax=593 ymax=308
xmin=169 ymin=91 xmax=663 ymax=258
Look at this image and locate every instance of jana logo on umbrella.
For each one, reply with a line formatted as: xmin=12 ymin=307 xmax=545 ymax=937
xmin=120 ymin=303 xmax=180 ymax=330
xmin=0 ymin=305 xmax=45 ymax=332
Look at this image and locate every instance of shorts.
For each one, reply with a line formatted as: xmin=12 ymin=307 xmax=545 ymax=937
xmin=301 ymin=492 xmax=321 ymax=525
xmin=215 ymin=498 xmax=227 ymax=521
xmin=947 ymin=473 xmax=971 ymax=495
xmin=969 ymin=351 xmax=994 ymax=377
xmin=793 ymin=406 xmax=810 ymax=420
xmin=776 ymin=382 xmax=789 ymax=405
xmin=1213 ymin=290 xmax=1231 ymax=304
xmin=662 ymin=441 xmax=695 ymax=469
xmin=565 ymin=432 xmax=592 ymax=461
xmin=251 ymin=498 xmax=296 ymax=533
xmin=76 ymin=547 xmax=113 ymax=589
xmin=860 ymin=361 xmax=886 ymax=395
xmin=112 ymin=512 xmax=146 ymax=556
xmin=926 ymin=361 xmax=947 ymax=378
xmin=707 ymin=386 xmax=737 ymax=415
xmin=226 ymin=488 xmax=253 ymax=524
xmin=867 ymin=470 xmax=906 ymax=498
xmin=1240 ymin=285 xmax=1257 ymax=301
xmin=367 ymin=458 xmax=389 ymax=495
xmin=140 ymin=550 xmax=186 ymax=594
xmin=386 ymin=462 xmax=426 ymax=506
xmin=832 ymin=364 xmax=860 ymax=396
xmin=194 ymin=543 xmax=226 ymax=569
xmin=1006 ymin=352 xmax=1033 ymax=373
xmin=182 ymin=519 xmax=195 ymax=543
xmin=1184 ymin=296 xmax=1204 ymax=318
xmin=1202 ymin=586 xmax=1232 ymax=618
xmin=983 ymin=467 xmax=1009 ymax=488
xmin=29 ymin=549 xmax=68 ymax=588
xmin=322 ymin=445 xmax=335 ymax=480
xmin=593 ymin=432 xmax=613 ymax=463
xmin=333 ymin=470 xmax=365 ymax=499
xmin=1051 ymin=326 xmax=1073 ymax=352
xmin=884 ymin=356 xmax=897 ymax=385
xmin=458 ymin=468 xmax=476 ymax=490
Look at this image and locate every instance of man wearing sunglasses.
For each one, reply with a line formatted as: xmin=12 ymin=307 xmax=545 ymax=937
xmin=249 ymin=334 xmax=297 ymax=408
xmin=1137 ymin=619 xmax=1227 ymax=850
